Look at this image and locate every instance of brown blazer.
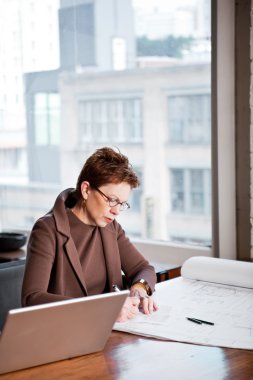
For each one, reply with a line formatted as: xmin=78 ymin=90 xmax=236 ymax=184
xmin=22 ymin=189 xmax=156 ymax=306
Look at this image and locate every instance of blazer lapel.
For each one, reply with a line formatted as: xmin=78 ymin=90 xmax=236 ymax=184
xmin=100 ymin=227 xmax=123 ymax=291
xmin=52 ymin=189 xmax=88 ymax=295
xmin=64 ymin=237 xmax=88 ymax=295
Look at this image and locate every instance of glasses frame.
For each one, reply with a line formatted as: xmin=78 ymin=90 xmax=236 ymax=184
xmin=93 ymin=187 xmax=130 ymax=211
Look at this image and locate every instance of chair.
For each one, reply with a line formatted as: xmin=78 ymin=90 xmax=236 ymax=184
xmin=0 ymin=260 xmax=25 ymax=330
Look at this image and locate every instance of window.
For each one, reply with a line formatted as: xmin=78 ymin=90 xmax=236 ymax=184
xmin=34 ymin=93 xmax=60 ymax=146
xmin=4 ymin=0 xmax=241 ymax=262
xmin=79 ymin=98 xmax=142 ymax=144
xmin=169 ymin=167 xmax=211 ymax=245
xmin=168 ymin=95 xmax=211 ymax=144
xmin=171 ymin=169 xmax=184 ymax=212
xmin=190 ymin=169 xmax=205 ymax=214
xmin=171 ymin=168 xmax=211 ymax=215
xmin=129 ymin=168 xmax=142 ymax=212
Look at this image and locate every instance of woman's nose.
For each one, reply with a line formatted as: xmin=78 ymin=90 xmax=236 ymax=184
xmin=110 ymin=204 xmax=121 ymax=215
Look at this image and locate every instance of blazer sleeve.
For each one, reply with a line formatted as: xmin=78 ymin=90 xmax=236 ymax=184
xmin=115 ymin=222 xmax=157 ymax=293
xmin=22 ymin=218 xmax=71 ymax=306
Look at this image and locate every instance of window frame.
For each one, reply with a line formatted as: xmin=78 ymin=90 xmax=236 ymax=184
xmin=1 ymin=1 xmax=238 ymax=265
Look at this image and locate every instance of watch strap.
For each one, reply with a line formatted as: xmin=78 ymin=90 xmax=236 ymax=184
xmin=132 ymin=279 xmax=152 ymax=296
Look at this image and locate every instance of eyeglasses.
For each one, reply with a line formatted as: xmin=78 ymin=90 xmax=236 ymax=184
xmin=94 ymin=187 xmax=130 ymax=211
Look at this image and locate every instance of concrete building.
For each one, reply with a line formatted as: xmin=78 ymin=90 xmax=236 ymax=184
xmin=134 ymin=0 xmax=210 ymax=40
xmin=25 ymin=0 xmax=136 ymax=185
xmin=60 ymin=0 xmax=135 ymax=71
xmin=59 ymin=62 xmax=211 ymax=243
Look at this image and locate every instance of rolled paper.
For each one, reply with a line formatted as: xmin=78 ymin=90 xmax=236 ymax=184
xmin=181 ymin=256 xmax=253 ymax=289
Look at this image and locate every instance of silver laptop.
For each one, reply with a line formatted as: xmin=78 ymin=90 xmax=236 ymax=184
xmin=0 ymin=290 xmax=128 ymax=374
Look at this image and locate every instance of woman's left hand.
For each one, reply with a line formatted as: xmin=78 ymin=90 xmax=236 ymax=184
xmin=130 ymin=284 xmax=158 ymax=315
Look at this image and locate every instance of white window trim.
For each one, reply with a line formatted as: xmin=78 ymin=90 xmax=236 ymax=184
xmin=212 ymin=0 xmax=236 ymax=260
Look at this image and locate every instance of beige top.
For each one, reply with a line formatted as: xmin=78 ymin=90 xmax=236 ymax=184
xmin=67 ymin=209 xmax=107 ymax=295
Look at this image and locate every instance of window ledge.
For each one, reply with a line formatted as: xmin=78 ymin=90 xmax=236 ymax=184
xmin=132 ymin=237 xmax=212 ymax=266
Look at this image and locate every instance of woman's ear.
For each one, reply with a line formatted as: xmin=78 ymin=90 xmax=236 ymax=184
xmin=80 ymin=181 xmax=90 ymax=199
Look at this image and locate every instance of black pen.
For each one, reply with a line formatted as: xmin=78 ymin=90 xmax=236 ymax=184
xmin=187 ymin=317 xmax=215 ymax=326
xmin=194 ymin=318 xmax=214 ymax=326
xmin=187 ymin=317 xmax=202 ymax=325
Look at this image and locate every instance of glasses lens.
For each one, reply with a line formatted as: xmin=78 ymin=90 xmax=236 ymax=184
xmin=120 ymin=202 xmax=130 ymax=211
xmin=104 ymin=194 xmax=130 ymax=211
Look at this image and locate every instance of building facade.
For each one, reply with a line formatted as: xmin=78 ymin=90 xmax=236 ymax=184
xmin=59 ymin=63 xmax=211 ymax=243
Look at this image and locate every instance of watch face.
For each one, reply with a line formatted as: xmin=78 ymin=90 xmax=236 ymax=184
xmin=140 ymin=279 xmax=152 ymax=295
xmin=132 ymin=279 xmax=152 ymax=296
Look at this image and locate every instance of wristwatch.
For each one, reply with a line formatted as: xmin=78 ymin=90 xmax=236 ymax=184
xmin=132 ymin=279 xmax=152 ymax=296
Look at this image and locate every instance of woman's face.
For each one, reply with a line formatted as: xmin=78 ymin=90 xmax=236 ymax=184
xmin=82 ymin=182 xmax=131 ymax=227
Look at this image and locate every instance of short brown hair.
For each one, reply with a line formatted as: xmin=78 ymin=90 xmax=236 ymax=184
xmin=75 ymin=147 xmax=140 ymax=199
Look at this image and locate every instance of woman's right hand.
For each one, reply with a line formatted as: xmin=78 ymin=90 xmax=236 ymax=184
xmin=116 ymin=296 xmax=140 ymax=322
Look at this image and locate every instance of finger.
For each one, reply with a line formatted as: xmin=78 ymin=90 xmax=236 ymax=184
xmin=148 ymin=299 xmax=159 ymax=313
xmin=127 ymin=310 xmax=139 ymax=319
xmin=140 ymin=297 xmax=157 ymax=314
xmin=125 ymin=305 xmax=139 ymax=319
xmin=125 ymin=303 xmax=139 ymax=315
xmin=130 ymin=296 xmax=140 ymax=307
xmin=148 ymin=298 xmax=155 ymax=313
xmin=123 ymin=297 xmax=139 ymax=308
xmin=117 ymin=300 xmax=140 ymax=322
xmin=116 ymin=310 xmax=128 ymax=323
xmin=140 ymin=297 xmax=151 ymax=314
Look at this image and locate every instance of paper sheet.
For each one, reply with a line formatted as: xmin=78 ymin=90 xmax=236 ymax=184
xmin=114 ymin=258 xmax=253 ymax=350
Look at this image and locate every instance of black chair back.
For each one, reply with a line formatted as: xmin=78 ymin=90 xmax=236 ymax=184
xmin=0 ymin=260 xmax=25 ymax=330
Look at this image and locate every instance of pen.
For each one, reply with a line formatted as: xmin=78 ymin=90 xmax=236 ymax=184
xmin=187 ymin=317 xmax=202 ymax=325
xmin=112 ymin=284 xmax=121 ymax=292
xmin=186 ymin=317 xmax=215 ymax=326
xmin=193 ymin=318 xmax=214 ymax=326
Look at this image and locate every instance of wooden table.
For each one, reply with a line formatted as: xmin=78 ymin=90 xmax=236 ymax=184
xmin=0 ymin=252 xmax=251 ymax=378
xmin=0 ymin=331 xmax=252 ymax=380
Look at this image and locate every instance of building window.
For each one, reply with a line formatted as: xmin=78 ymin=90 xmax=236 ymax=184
xmin=0 ymin=148 xmax=22 ymax=172
xmin=170 ymin=168 xmax=211 ymax=215
xmin=168 ymin=94 xmax=211 ymax=144
xmin=171 ymin=169 xmax=184 ymax=212
xmin=34 ymin=93 xmax=60 ymax=146
xmin=129 ymin=168 xmax=142 ymax=212
xmin=190 ymin=169 xmax=205 ymax=214
xmin=79 ymin=98 xmax=142 ymax=144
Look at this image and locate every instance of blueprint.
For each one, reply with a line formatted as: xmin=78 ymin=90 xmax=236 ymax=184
xmin=114 ymin=258 xmax=253 ymax=350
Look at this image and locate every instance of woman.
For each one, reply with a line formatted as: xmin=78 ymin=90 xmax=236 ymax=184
xmin=22 ymin=147 xmax=157 ymax=322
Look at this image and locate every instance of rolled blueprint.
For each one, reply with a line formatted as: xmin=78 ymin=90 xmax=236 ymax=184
xmin=181 ymin=256 xmax=253 ymax=289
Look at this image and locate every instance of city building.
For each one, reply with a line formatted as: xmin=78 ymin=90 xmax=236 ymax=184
xmin=58 ymin=62 xmax=211 ymax=242
xmin=25 ymin=0 xmax=136 ymax=184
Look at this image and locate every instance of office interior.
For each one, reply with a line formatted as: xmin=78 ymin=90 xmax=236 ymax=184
xmin=0 ymin=0 xmax=253 ymax=378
